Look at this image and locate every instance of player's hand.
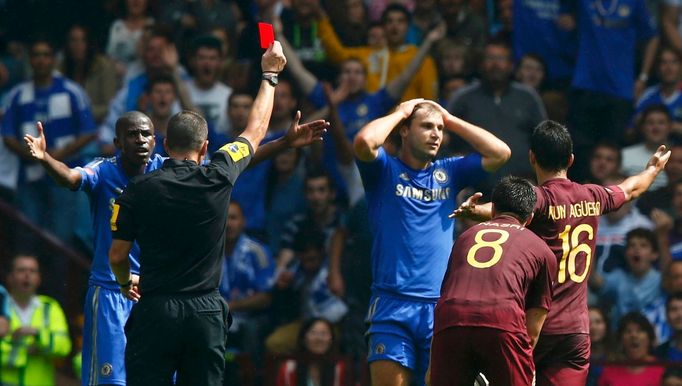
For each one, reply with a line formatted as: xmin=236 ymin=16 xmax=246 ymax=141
xmin=646 ymin=145 xmax=671 ymax=173
xmin=327 ymin=270 xmax=345 ymax=297
xmin=262 ymin=41 xmax=287 ymax=73
xmin=425 ymin=21 xmax=446 ymax=44
xmin=322 ymin=81 xmax=349 ymax=107
xmin=556 ymin=14 xmax=576 ymax=30
xmin=397 ymin=98 xmax=425 ymax=119
xmin=121 ymin=283 xmax=141 ymax=302
xmin=11 ymin=326 xmax=38 ymax=341
xmin=651 ymin=208 xmax=673 ymax=235
xmin=275 ymin=270 xmax=294 ymax=289
xmin=421 ymin=99 xmax=450 ymax=119
xmin=24 ymin=122 xmax=48 ymax=161
xmin=449 ymin=192 xmax=483 ymax=219
xmin=284 ymin=110 xmax=328 ymax=148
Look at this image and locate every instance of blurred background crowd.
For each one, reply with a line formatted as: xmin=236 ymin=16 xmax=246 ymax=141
xmin=2 ymin=0 xmax=682 ymax=385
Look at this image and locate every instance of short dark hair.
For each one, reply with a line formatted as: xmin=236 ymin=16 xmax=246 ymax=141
xmin=518 ymin=53 xmax=546 ymax=72
xmin=666 ymin=292 xmax=682 ymax=313
xmin=530 ymin=120 xmax=573 ymax=172
xmin=146 ymin=73 xmax=176 ymax=93
xmin=626 ymin=228 xmax=659 ymax=253
xmin=305 ymin=168 xmax=335 ymax=191
xmin=115 ymin=111 xmax=153 ymax=138
xmin=191 ymin=35 xmax=223 ymax=56
xmin=381 ymin=3 xmax=411 ymax=24
xmin=29 ymin=37 xmax=55 ymax=55
xmin=166 ymin=110 xmax=208 ymax=152
xmin=639 ymin=104 xmax=672 ymax=124
xmin=9 ymin=254 xmax=40 ymax=273
xmin=617 ymin=312 xmax=657 ymax=351
xmin=591 ymin=140 xmax=622 ymax=166
xmin=228 ymin=90 xmax=254 ymax=107
xmin=491 ymin=176 xmax=537 ymax=222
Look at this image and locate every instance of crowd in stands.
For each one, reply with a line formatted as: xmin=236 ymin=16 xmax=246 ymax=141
xmin=3 ymin=0 xmax=682 ymax=385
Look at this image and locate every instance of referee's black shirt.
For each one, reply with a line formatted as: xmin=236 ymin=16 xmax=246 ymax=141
xmin=111 ymin=138 xmax=253 ymax=295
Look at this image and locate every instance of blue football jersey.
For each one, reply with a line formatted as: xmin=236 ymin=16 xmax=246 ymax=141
xmin=77 ymin=154 xmax=166 ymax=289
xmin=358 ymin=148 xmax=486 ymax=299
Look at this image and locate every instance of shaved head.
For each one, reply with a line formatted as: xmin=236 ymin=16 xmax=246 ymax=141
xmin=115 ymin=111 xmax=153 ymax=138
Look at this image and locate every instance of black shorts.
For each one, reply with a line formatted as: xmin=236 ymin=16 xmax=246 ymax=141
xmin=125 ymin=290 xmax=229 ymax=386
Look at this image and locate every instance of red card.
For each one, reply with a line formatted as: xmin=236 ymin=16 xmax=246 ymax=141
xmin=258 ymin=22 xmax=275 ymax=49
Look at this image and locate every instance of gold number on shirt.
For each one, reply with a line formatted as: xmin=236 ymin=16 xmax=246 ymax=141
xmin=467 ymin=229 xmax=510 ymax=268
xmin=557 ymin=224 xmax=594 ymax=283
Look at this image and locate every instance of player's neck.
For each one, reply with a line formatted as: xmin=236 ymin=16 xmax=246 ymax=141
xmin=535 ymin=168 xmax=568 ymax=185
xmin=122 ymin=157 xmax=148 ymax=178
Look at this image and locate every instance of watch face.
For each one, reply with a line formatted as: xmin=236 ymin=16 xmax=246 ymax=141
xmin=263 ymin=73 xmax=278 ymax=86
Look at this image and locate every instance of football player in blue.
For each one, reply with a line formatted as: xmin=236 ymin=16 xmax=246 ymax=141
xmin=353 ymin=98 xmax=510 ymax=386
xmin=24 ymin=110 xmax=326 ymax=385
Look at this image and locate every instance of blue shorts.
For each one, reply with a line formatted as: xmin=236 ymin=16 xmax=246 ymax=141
xmin=82 ymin=285 xmax=134 ymax=386
xmin=366 ymin=293 xmax=435 ymax=386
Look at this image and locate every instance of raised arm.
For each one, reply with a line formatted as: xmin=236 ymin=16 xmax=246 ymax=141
xmin=662 ymin=5 xmax=682 ymax=55
xmin=238 ymin=42 xmax=287 ymax=150
xmin=385 ymin=23 xmax=445 ymax=101
xmin=248 ymin=110 xmax=328 ymax=167
xmin=275 ymin=17 xmax=318 ymax=96
xmin=617 ymin=145 xmax=670 ymax=201
xmin=353 ymin=98 xmax=424 ymax=161
xmin=426 ymin=101 xmax=511 ymax=172
xmin=24 ymin=122 xmax=82 ymax=190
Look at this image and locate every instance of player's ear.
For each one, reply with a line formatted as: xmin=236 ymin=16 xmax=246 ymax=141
xmin=523 ymin=212 xmax=534 ymax=227
xmin=200 ymin=140 xmax=208 ymax=157
xmin=567 ymin=154 xmax=575 ymax=168
xmin=528 ymin=150 xmax=536 ymax=167
xmin=163 ymin=137 xmax=170 ymax=155
xmin=113 ymin=136 xmax=121 ymax=150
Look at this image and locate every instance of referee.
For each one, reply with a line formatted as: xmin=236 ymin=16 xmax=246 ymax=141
xmin=108 ymin=42 xmax=287 ymax=386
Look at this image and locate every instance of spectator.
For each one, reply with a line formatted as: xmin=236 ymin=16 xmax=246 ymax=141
xmin=220 ymin=201 xmax=275 ymax=358
xmin=144 ymin=74 xmax=196 ymax=157
xmin=638 ymin=143 xmax=682 ymax=216
xmin=661 ymin=0 xmax=682 ymax=57
xmin=0 ymin=255 xmax=71 ymax=386
xmin=512 ymin=0 xmax=576 ymax=87
xmin=106 ymin=0 xmax=154 ymax=78
xmin=587 ymin=141 xmax=622 ymax=184
xmin=99 ymin=29 xmax=187 ymax=154
xmin=635 ymin=47 xmax=682 ymax=133
xmin=447 ymin=39 xmax=546 ymax=191
xmin=655 ymin=292 xmax=682 ymax=360
xmin=568 ymin=0 xmax=658 ymax=180
xmin=515 ymin=53 xmax=546 ymax=92
xmin=594 ymin=175 xmax=654 ymax=276
xmin=325 ymin=0 xmax=369 ymax=47
xmin=59 ymin=24 xmax=117 ymax=124
xmin=436 ymin=0 xmax=486 ymax=49
xmin=276 ymin=317 xmax=348 ymax=386
xmin=267 ymin=230 xmax=348 ymax=354
xmin=317 ymin=3 xmax=439 ymax=101
xmin=186 ymin=36 xmax=232 ymax=136
xmin=590 ymin=228 xmax=663 ymax=326
xmin=265 ymin=148 xmax=306 ymax=253
xmin=2 ymin=38 xmax=96 ymax=247
xmin=434 ymin=38 xmax=474 ymax=82
xmin=405 ymin=0 xmax=440 ymax=45
xmin=598 ymin=312 xmax=665 ymax=386
xmin=653 ymin=181 xmax=682 ymax=260
xmin=622 ymin=105 xmax=672 ymax=190
xmin=277 ymin=170 xmax=345 ymax=274
xmin=587 ymin=306 xmax=614 ymax=386
xmin=280 ymin=0 xmax=329 ymax=79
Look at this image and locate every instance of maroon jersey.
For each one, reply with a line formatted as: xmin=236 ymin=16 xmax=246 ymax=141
xmin=435 ymin=215 xmax=557 ymax=335
xmin=528 ymin=178 xmax=626 ymax=335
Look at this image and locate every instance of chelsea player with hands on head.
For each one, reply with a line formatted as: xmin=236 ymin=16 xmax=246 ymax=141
xmin=353 ymin=98 xmax=510 ymax=386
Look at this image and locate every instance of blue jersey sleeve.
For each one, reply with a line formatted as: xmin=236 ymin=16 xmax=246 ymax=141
xmin=76 ymin=158 xmax=105 ymax=193
xmin=445 ymin=153 xmax=487 ymax=192
xmin=356 ymin=146 xmax=390 ymax=194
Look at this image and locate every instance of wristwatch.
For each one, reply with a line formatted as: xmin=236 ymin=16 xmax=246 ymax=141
xmin=262 ymin=72 xmax=279 ymax=87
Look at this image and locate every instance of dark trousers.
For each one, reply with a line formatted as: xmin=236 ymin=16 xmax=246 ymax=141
xmin=125 ymin=290 xmax=229 ymax=386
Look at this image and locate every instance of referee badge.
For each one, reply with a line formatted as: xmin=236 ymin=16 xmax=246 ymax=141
xmin=220 ymin=141 xmax=250 ymax=162
xmin=101 ymin=363 xmax=113 ymax=377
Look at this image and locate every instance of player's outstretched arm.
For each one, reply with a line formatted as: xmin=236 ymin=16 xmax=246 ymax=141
xmin=525 ymin=307 xmax=548 ymax=348
xmin=353 ymin=98 xmax=424 ymax=161
xmin=237 ymin=41 xmax=287 ymax=151
xmin=424 ymin=101 xmax=511 ymax=172
xmin=24 ymin=122 xmax=82 ymax=190
xmin=448 ymin=192 xmax=493 ymax=221
xmin=617 ymin=145 xmax=671 ymax=201
xmin=247 ymin=110 xmax=328 ymax=168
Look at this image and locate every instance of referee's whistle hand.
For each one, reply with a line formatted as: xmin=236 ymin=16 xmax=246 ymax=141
xmin=121 ymin=285 xmax=141 ymax=302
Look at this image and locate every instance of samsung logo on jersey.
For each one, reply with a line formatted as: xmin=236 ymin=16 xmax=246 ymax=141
xmin=395 ymin=184 xmax=451 ymax=201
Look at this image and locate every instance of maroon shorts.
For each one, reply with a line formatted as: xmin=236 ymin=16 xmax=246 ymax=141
xmin=430 ymin=326 xmax=534 ymax=386
xmin=533 ymin=333 xmax=590 ymax=386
